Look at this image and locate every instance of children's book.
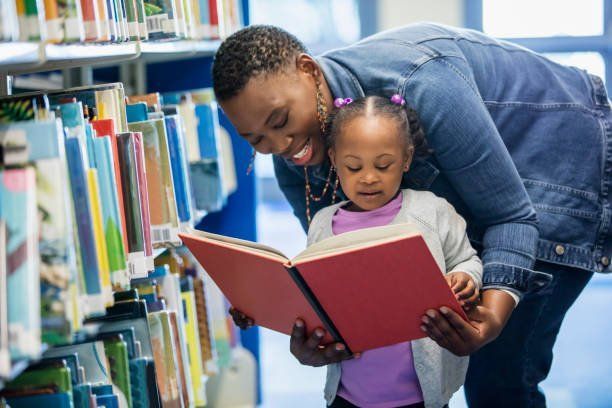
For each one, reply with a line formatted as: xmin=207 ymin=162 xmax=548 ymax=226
xmin=89 ymin=134 xmax=129 ymax=289
xmin=116 ymin=132 xmax=148 ymax=279
xmin=80 ymin=0 xmax=101 ymax=41
xmin=128 ymin=118 xmax=181 ymax=248
xmin=180 ymin=276 xmax=206 ymax=406
xmin=144 ymin=0 xmax=179 ymax=39
xmin=0 ymin=120 xmax=79 ymax=346
xmin=0 ymin=220 xmax=9 ymax=378
xmin=193 ymin=275 xmax=217 ymax=374
xmin=164 ymin=114 xmax=193 ymax=227
xmin=16 ymin=0 xmax=47 ymax=41
xmin=179 ymin=223 xmax=469 ymax=353
xmin=0 ymin=93 xmax=50 ymax=124
xmin=132 ymin=131 xmax=154 ymax=273
xmin=0 ymin=167 xmax=41 ymax=361
xmin=95 ymin=0 xmax=111 ymax=41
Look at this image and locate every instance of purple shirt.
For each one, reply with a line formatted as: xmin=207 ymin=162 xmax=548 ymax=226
xmin=332 ymin=192 xmax=424 ymax=408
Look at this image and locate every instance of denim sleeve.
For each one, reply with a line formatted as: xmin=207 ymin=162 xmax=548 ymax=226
xmin=272 ymin=156 xmax=333 ymax=233
xmin=402 ymin=57 xmax=551 ymax=295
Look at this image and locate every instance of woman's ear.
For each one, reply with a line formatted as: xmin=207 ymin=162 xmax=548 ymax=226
xmin=296 ymin=53 xmax=321 ymax=79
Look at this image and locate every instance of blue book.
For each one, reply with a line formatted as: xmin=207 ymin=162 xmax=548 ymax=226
xmin=164 ymin=115 xmax=193 ymax=225
xmin=0 ymin=167 xmax=40 ymax=362
xmin=126 ymin=103 xmax=149 ymax=124
xmin=64 ymin=137 xmax=105 ymax=316
xmin=0 ymin=120 xmax=79 ymax=346
xmin=6 ymin=392 xmax=73 ymax=408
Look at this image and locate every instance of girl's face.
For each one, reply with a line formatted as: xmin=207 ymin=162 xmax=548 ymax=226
xmin=219 ymin=55 xmax=329 ymax=166
xmin=330 ymin=115 xmax=413 ymax=212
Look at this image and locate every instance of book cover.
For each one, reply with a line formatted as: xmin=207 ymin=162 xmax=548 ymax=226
xmin=179 ymin=224 xmax=468 ymax=353
xmin=0 ymin=120 xmax=79 ymax=346
xmin=147 ymin=308 xmax=182 ymax=406
xmin=17 ymin=0 xmax=47 ymax=41
xmin=164 ymin=114 xmax=193 ymax=227
xmin=128 ymin=118 xmax=181 ymax=248
xmin=0 ymin=220 xmax=8 ymax=378
xmin=91 ymin=135 xmax=129 ymax=289
xmin=116 ymin=132 xmax=148 ymax=279
xmin=64 ymin=137 xmax=105 ymax=316
xmin=148 ymin=265 xmax=194 ymax=403
xmin=95 ymin=0 xmax=111 ymax=41
xmin=80 ymin=0 xmax=101 ymax=41
xmin=144 ymin=0 xmax=179 ymax=39
xmin=0 ymin=168 xmax=41 ymax=361
xmin=127 ymin=94 xmax=162 ymax=113
xmin=92 ymin=118 xmax=129 ymax=252
xmin=180 ymin=276 xmax=206 ymax=406
xmin=99 ymin=334 xmax=132 ymax=407
xmin=132 ymin=131 xmax=154 ymax=273
xmin=0 ymin=93 xmax=50 ymax=123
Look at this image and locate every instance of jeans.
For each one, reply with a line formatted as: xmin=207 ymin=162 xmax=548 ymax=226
xmin=464 ymin=261 xmax=594 ymax=407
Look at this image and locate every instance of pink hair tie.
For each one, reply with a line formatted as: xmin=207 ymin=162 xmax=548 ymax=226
xmin=390 ymin=94 xmax=406 ymax=106
xmin=334 ymin=97 xmax=353 ymax=108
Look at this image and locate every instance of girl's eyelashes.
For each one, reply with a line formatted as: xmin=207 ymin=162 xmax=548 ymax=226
xmin=376 ymin=164 xmax=391 ymax=170
xmin=346 ymin=166 xmax=361 ymax=172
xmin=251 ymin=135 xmax=264 ymax=146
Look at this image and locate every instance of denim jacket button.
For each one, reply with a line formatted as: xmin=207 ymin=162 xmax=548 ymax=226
xmin=601 ymin=256 xmax=610 ymax=266
xmin=555 ymin=245 xmax=565 ymax=256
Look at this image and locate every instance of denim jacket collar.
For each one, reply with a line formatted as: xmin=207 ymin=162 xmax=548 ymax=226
xmin=317 ymin=56 xmax=365 ymax=101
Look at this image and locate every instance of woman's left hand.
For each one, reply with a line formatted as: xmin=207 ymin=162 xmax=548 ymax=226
xmin=420 ymin=289 xmax=515 ymax=356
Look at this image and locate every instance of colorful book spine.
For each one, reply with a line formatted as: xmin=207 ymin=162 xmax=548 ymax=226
xmin=116 ymin=132 xmax=148 ymax=279
xmin=95 ymin=0 xmax=110 ymax=41
xmin=0 ymin=0 xmax=19 ymax=41
xmin=134 ymin=0 xmax=147 ymax=39
xmin=207 ymin=0 xmax=219 ymax=39
xmin=0 ymin=168 xmax=41 ymax=361
xmin=92 ymin=118 xmax=129 ymax=253
xmin=180 ymin=276 xmax=206 ymax=406
xmin=132 ymin=131 xmax=154 ymax=272
xmin=17 ymin=0 xmax=47 ymax=41
xmin=193 ymin=0 xmax=209 ymax=39
xmin=103 ymin=0 xmax=117 ymax=41
xmin=124 ymin=0 xmax=140 ymax=40
xmin=64 ymin=137 xmax=105 ymax=316
xmin=144 ymin=0 xmax=179 ymax=39
xmin=102 ymin=335 xmax=132 ymax=407
xmin=147 ymin=309 xmax=182 ymax=406
xmin=80 ymin=0 xmax=101 ymax=41
xmin=116 ymin=0 xmax=129 ymax=42
xmin=172 ymin=0 xmax=187 ymax=38
xmin=164 ymin=114 xmax=193 ymax=227
xmin=0 ymin=94 xmax=50 ymax=124
xmin=0 ymin=220 xmax=8 ymax=378
xmin=193 ymin=276 xmax=217 ymax=375
xmin=92 ymin=136 xmax=129 ymax=289
xmin=128 ymin=118 xmax=181 ymax=248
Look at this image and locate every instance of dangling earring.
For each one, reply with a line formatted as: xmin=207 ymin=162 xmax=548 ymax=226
xmin=303 ymin=78 xmax=340 ymax=225
xmin=246 ymin=149 xmax=256 ymax=175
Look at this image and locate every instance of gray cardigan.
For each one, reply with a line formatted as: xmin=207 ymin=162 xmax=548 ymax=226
xmin=306 ymin=189 xmax=483 ymax=408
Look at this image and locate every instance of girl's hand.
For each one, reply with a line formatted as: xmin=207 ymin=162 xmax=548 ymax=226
xmin=445 ymin=271 xmax=480 ymax=309
xmin=420 ymin=289 xmax=514 ymax=356
xmin=289 ymin=319 xmax=358 ymax=367
xmin=229 ymin=307 xmax=254 ymax=330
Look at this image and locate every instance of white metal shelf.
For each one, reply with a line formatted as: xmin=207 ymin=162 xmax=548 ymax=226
xmin=0 ymin=39 xmax=220 ymax=75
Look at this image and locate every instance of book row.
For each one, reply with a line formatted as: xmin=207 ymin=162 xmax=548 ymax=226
xmin=0 ymin=82 xmax=238 ymax=406
xmin=0 ymin=0 xmax=242 ymax=43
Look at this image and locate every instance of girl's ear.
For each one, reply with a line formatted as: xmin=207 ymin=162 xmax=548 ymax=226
xmin=404 ymin=146 xmax=415 ymax=172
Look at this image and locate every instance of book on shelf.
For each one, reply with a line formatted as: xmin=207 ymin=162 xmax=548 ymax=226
xmin=180 ymin=223 xmax=468 ymax=353
xmin=0 ymin=167 xmax=41 ymax=361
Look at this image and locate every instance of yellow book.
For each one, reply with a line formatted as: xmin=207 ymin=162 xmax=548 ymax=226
xmin=87 ymin=169 xmax=112 ymax=306
xmin=181 ymin=278 xmax=207 ymax=407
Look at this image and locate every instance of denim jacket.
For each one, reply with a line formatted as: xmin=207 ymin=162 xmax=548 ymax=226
xmin=273 ymin=23 xmax=612 ymax=296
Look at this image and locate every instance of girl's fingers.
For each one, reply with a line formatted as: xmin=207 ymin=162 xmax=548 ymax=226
xmin=456 ymin=280 xmax=476 ymax=300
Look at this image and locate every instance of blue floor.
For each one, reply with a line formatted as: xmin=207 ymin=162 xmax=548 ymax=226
xmin=256 ymin=199 xmax=612 ymax=408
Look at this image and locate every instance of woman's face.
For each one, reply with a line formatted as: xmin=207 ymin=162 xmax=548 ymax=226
xmin=219 ymin=57 xmax=328 ymax=166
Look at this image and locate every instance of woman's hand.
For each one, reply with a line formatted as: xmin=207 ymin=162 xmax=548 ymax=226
xmin=420 ymin=289 xmax=515 ymax=356
xmin=445 ymin=271 xmax=480 ymax=309
xmin=229 ymin=307 xmax=254 ymax=330
xmin=289 ymin=319 xmax=358 ymax=367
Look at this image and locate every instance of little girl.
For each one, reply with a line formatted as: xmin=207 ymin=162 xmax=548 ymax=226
xmin=232 ymin=95 xmax=482 ymax=408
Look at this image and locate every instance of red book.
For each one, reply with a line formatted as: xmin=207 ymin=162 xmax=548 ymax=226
xmin=179 ymin=224 xmax=468 ymax=353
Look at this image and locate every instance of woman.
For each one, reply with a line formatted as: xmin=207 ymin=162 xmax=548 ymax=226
xmin=212 ymin=24 xmax=611 ymax=407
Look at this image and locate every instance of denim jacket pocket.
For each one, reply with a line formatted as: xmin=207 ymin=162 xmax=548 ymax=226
xmin=588 ymin=73 xmax=610 ymax=108
xmin=404 ymin=158 xmax=440 ymax=189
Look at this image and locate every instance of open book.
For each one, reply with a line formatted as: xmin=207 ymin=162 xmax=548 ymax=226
xmin=179 ymin=223 xmax=467 ymax=353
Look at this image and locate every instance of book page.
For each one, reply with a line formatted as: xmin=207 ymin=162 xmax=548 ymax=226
xmin=292 ymin=223 xmax=421 ymax=264
xmin=186 ymin=229 xmax=289 ymax=261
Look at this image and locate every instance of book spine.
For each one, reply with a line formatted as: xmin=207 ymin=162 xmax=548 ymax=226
xmin=93 ymin=137 xmax=129 ymax=288
xmin=65 ymin=138 xmax=105 ymax=316
xmin=285 ymin=266 xmax=352 ymax=354
xmin=116 ymin=132 xmax=147 ymax=279
xmin=1 ymin=168 xmax=42 ymax=360
xmin=132 ymin=131 xmax=154 ymax=273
